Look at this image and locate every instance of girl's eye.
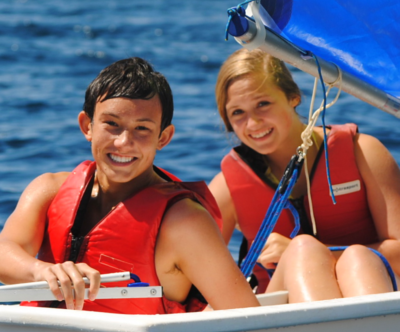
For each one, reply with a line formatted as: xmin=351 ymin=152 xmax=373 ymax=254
xmin=231 ymin=109 xmax=244 ymax=116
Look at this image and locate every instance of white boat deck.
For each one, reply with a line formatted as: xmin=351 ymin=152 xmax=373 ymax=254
xmin=1 ymin=291 xmax=400 ymax=331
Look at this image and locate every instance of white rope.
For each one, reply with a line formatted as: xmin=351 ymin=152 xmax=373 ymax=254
xmin=298 ymin=65 xmax=343 ymax=236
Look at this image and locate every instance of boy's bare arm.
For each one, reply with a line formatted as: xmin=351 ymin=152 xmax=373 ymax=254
xmin=0 ymin=173 xmax=64 ymax=282
xmin=155 ymin=198 xmax=259 ymax=310
xmin=0 ymin=172 xmax=100 ymax=310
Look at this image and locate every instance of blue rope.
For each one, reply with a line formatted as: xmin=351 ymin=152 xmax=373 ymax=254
xmin=240 ymin=159 xmax=302 ymax=278
xmin=329 ymin=246 xmax=397 ymax=291
xmin=256 ymin=262 xmax=276 ymax=279
xmin=311 ymin=54 xmax=336 ymax=204
xmin=285 ymin=200 xmax=301 ymax=238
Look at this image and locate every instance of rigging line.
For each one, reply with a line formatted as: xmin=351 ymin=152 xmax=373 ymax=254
xmin=312 ymin=54 xmax=336 ymax=204
xmin=304 ymin=78 xmax=319 ymax=235
xmin=300 ymin=64 xmax=343 ymax=235
xmin=308 ymin=79 xmax=343 ymax=231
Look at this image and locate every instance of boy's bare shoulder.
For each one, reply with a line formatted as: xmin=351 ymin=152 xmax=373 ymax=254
xmin=1 ymin=171 xmax=72 ymax=254
xmin=157 ymin=197 xmax=225 ymax=262
xmin=36 ymin=171 xmax=70 ymax=184
xmin=20 ymin=171 xmax=71 ymax=205
xmin=162 ymin=198 xmax=217 ymax=230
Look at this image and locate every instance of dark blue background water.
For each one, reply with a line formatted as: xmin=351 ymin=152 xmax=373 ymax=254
xmin=1 ymin=0 xmax=400 ymax=259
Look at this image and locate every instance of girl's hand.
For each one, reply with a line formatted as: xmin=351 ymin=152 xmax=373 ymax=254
xmin=256 ymin=232 xmax=291 ymax=269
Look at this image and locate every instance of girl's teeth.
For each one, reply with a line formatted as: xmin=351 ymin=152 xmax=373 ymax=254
xmin=252 ymin=129 xmax=272 ymax=138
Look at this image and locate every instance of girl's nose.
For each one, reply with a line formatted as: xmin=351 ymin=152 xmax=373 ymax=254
xmin=247 ymin=114 xmax=261 ymax=130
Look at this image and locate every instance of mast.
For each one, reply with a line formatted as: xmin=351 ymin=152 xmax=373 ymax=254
xmin=227 ymin=1 xmax=400 ymax=118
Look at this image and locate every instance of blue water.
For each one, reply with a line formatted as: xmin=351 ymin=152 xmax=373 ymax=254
xmin=1 ymin=0 xmax=400 ymax=260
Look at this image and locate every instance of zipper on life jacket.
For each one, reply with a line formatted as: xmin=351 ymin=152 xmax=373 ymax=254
xmin=67 ymin=175 xmax=95 ymax=262
xmin=69 ymin=235 xmax=85 ymax=262
xmin=49 ymin=235 xmax=86 ymax=308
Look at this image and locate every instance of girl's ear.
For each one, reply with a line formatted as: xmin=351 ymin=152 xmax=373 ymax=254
xmin=78 ymin=111 xmax=93 ymax=142
xmin=157 ymin=124 xmax=175 ymax=150
xmin=290 ymin=95 xmax=301 ymax=108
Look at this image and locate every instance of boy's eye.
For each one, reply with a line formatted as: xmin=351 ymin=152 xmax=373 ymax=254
xmin=106 ymin=121 xmax=118 ymax=127
xmin=258 ymin=101 xmax=270 ymax=107
xmin=136 ymin=126 xmax=149 ymax=131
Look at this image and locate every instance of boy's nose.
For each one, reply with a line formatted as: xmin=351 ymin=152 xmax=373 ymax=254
xmin=115 ymin=130 xmax=132 ymax=147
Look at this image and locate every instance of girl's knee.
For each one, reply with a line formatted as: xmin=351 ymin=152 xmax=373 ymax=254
xmin=337 ymin=245 xmax=381 ymax=270
xmin=289 ymin=234 xmax=324 ymax=251
xmin=283 ymin=235 xmax=331 ymax=262
xmin=341 ymin=244 xmax=374 ymax=260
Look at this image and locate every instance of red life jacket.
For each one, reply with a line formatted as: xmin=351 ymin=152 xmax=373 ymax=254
xmin=21 ymin=161 xmax=222 ymax=314
xmin=222 ymin=123 xmax=378 ymax=291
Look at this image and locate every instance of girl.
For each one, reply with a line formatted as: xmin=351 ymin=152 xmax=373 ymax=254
xmin=209 ymin=48 xmax=400 ymax=303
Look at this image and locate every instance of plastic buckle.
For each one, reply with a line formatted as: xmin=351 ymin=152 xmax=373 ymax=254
xmin=127 ymin=273 xmax=150 ymax=287
xmin=279 ymin=155 xmax=304 ymax=194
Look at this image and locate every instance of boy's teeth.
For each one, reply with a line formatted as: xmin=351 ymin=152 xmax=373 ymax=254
xmin=110 ymin=154 xmax=134 ymax=163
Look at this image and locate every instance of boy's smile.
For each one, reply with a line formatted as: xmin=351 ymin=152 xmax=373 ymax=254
xmin=108 ymin=153 xmax=137 ymax=164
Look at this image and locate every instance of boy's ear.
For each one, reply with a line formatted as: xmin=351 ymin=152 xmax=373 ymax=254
xmin=157 ymin=124 xmax=175 ymax=150
xmin=78 ymin=111 xmax=93 ymax=142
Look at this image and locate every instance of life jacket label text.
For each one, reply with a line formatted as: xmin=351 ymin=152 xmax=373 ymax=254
xmin=331 ymin=180 xmax=361 ymax=196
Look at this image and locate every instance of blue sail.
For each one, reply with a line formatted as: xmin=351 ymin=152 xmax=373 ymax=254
xmin=256 ymin=0 xmax=400 ymax=99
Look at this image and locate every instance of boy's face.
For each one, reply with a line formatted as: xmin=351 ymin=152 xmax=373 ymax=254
xmin=80 ymin=96 xmax=173 ymax=185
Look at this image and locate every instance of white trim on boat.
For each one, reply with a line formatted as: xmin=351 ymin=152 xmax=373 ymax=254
xmin=1 ymin=291 xmax=400 ymax=332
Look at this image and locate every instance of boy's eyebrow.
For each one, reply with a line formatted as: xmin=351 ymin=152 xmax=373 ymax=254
xmin=102 ymin=112 xmax=156 ymax=123
xmin=137 ymin=118 xmax=156 ymax=123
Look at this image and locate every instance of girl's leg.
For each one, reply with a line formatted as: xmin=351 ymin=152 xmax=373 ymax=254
xmin=266 ymin=234 xmax=342 ymax=303
xmin=336 ymin=245 xmax=393 ymax=296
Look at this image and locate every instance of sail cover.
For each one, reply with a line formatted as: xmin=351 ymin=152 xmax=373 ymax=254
xmin=257 ymin=0 xmax=400 ymax=98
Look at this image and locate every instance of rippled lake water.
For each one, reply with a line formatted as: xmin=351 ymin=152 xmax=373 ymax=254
xmin=1 ymin=0 xmax=400 ymax=259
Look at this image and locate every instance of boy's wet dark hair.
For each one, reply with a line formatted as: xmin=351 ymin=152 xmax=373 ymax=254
xmin=83 ymin=57 xmax=173 ymax=132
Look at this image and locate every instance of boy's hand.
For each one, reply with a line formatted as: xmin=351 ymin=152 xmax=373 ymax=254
xmin=36 ymin=261 xmax=100 ymax=310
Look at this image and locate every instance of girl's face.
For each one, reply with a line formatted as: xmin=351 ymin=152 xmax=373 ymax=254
xmin=225 ymin=74 xmax=300 ymax=156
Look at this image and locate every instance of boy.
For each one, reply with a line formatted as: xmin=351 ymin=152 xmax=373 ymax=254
xmin=0 ymin=57 xmax=259 ymax=314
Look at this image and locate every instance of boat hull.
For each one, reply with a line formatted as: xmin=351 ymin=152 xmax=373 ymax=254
xmin=1 ymin=291 xmax=400 ymax=331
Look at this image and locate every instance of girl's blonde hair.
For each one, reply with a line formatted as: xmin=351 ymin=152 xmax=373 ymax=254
xmin=215 ymin=48 xmax=301 ymax=131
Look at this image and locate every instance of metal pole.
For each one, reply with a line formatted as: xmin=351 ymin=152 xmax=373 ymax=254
xmin=231 ymin=1 xmax=400 ymax=118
